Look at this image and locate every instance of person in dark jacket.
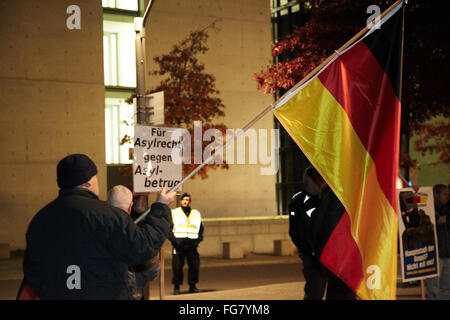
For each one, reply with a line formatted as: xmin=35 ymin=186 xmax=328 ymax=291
xmin=289 ymin=167 xmax=325 ymax=300
xmin=168 ymin=192 xmax=203 ymax=295
xmin=107 ymin=185 xmax=161 ymax=300
xmin=312 ymin=181 xmax=356 ymax=300
xmin=22 ymin=153 xmax=176 ymax=300
xmin=289 ymin=165 xmax=356 ymax=300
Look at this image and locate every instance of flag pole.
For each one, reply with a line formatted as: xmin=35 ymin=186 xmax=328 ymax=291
xmin=134 ymin=0 xmax=406 ymax=225
xmin=276 ymin=0 xmax=405 ymax=105
xmin=133 ymin=103 xmax=274 ymax=224
xmin=396 ymin=0 xmax=408 ymax=301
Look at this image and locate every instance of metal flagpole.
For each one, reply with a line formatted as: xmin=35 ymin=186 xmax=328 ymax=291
xmin=133 ymin=102 xmax=275 ymax=224
xmin=396 ymin=1 xmax=420 ymax=300
xmin=135 ymin=0 xmax=406 ymax=224
xmin=133 ymin=0 xmax=407 ymax=300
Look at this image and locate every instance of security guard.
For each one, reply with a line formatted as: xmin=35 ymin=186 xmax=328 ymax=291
xmin=168 ymin=193 xmax=204 ymax=294
xmin=289 ymin=165 xmax=356 ymax=300
xmin=289 ymin=166 xmax=325 ymax=300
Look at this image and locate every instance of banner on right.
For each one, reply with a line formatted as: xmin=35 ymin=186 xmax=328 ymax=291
xmin=397 ymin=186 xmax=440 ymax=282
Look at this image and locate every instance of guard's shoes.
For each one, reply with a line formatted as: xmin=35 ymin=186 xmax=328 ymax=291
xmin=173 ymin=286 xmax=180 ymax=295
xmin=189 ymin=285 xmax=200 ymax=293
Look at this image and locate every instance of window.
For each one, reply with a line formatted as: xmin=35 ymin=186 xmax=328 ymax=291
xmin=103 ymin=32 xmax=118 ymax=86
xmin=105 ymin=96 xmax=134 ymax=164
xmin=102 ymin=0 xmax=139 ymax=12
xmin=103 ymin=15 xmax=137 ymax=87
xmin=271 ymin=0 xmax=312 ymax=215
xmin=103 ymin=7 xmax=137 ymax=165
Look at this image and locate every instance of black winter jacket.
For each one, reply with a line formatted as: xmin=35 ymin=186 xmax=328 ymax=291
xmin=23 ymin=188 xmax=171 ymax=299
xmin=436 ymin=204 xmax=450 ymax=257
xmin=288 ymin=191 xmax=320 ymax=257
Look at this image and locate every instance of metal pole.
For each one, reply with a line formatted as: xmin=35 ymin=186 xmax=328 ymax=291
xmin=143 ymin=0 xmax=155 ymax=26
xmin=133 ymin=0 xmax=166 ymax=301
xmin=133 ymin=2 xmax=408 ymax=300
xmin=134 ymin=17 xmax=147 ymax=125
xmin=133 ymin=103 xmax=275 ymax=224
xmin=135 ymin=0 xmax=407 ymax=224
xmin=399 ymin=0 xmax=409 ymax=182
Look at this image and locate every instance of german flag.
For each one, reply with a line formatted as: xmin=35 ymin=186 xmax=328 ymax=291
xmin=273 ymin=1 xmax=404 ymax=299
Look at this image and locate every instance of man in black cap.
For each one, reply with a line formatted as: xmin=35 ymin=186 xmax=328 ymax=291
xmin=168 ymin=192 xmax=203 ymax=294
xmin=22 ymin=153 xmax=176 ymax=299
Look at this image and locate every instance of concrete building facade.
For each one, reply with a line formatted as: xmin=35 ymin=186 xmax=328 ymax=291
xmin=0 ymin=0 xmax=278 ymax=252
xmin=0 ymin=0 xmax=106 ymax=250
xmin=143 ymin=0 xmax=276 ymax=218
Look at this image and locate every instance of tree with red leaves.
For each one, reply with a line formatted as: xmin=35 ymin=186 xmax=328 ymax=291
xmin=125 ymin=23 xmax=228 ymax=179
xmin=255 ymin=0 xmax=450 ymax=169
xmin=414 ymin=121 xmax=450 ymax=165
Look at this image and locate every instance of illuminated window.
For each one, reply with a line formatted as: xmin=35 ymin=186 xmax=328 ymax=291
xmin=103 ymin=6 xmax=137 ymax=165
xmin=105 ymin=96 xmax=134 ymax=164
xmin=103 ymin=32 xmax=118 ymax=86
xmin=103 ymin=16 xmax=136 ymax=87
xmin=102 ymin=0 xmax=139 ymax=11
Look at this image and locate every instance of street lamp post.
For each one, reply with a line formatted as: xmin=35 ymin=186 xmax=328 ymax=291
xmin=134 ymin=16 xmax=147 ymax=125
xmin=134 ymin=0 xmax=155 ymax=125
xmin=133 ymin=0 xmax=167 ymax=301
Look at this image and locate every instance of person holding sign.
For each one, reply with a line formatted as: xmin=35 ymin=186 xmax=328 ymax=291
xmin=168 ymin=193 xmax=204 ymax=295
xmin=22 ymin=154 xmax=176 ymax=299
xmin=107 ymin=185 xmax=161 ymax=300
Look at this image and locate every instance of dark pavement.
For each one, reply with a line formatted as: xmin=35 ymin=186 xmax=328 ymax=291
xmin=0 ymin=251 xmax=422 ymax=300
xmin=150 ymin=258 xmax=304 ymax=299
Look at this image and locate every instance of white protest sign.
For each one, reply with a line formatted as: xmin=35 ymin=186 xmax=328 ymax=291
xmin=397 ymin=186 xmax=440 ymax=282
xmin=133 ymin=125 xmax=182 ymax=193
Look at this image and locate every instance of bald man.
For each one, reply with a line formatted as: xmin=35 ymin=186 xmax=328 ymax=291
xmin=107 ymin=185 xmax=134 ymax=215
xmin=107 ymin=185 xmax=160 ymax=300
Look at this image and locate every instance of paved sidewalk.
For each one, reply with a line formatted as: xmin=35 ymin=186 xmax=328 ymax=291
xmin=160 ymin=282 xmax=305 ymax=300
xmin=161 ymin=281 xmax=422 ymax=300
xmin=0 ymin=251 xmax=422 ymax=300
xmin=160 ymin=281 xmax=422 ymax=300
xmin=0 ymin=251 xmax=301 ymax=300
xmin=166 ymin=253 xmax=300 ymax=269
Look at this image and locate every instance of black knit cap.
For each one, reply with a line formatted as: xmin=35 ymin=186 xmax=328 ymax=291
xmin=57 ymin=154 xmax=98 ymax=188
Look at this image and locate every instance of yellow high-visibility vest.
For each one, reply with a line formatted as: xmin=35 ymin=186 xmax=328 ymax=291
xmin=171 ymin=207 xmax=201 ymax=239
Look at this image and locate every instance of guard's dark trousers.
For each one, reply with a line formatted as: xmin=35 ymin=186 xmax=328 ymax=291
xmin=301 ymin=254 xmax=328 ymax=300
xmin=301 ymin=253 xmax=356 ymax=300
xmin=172 ymin=247 xmax=200 ymax=287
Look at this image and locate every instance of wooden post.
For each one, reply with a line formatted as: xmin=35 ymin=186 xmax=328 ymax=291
xmin=420 ymin=280 xmax=426 ymax=300
xmin=143 ymin=282 xmax=150 ymax=300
